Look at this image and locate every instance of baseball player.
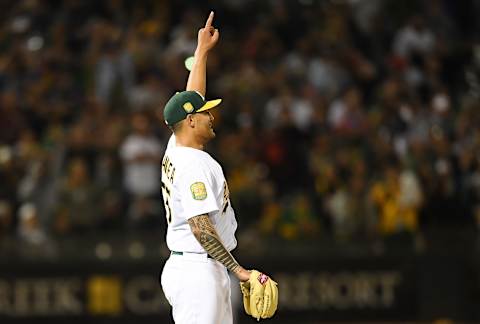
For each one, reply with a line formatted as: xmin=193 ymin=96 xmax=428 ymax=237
xmin=160 ymin=12 xmax=277 ymax=324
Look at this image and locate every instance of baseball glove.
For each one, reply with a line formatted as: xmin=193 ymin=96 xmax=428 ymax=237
xmin=239 ymin=270 xmax=278 ymax=320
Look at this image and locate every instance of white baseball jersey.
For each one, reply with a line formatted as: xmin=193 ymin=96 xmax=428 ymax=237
xmin=161 ymin=135 xmax=238 ymax=253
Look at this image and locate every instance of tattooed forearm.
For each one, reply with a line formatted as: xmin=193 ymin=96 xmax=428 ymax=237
xmin=188 ymin=214 xmax=241 ymax=273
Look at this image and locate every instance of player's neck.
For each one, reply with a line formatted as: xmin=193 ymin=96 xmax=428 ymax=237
xmin=175 ymin=133 xmax=205 ymax=151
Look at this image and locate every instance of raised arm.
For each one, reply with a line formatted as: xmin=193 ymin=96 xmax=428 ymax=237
xmin=188 ymin=214 xmax=250 ymax=281
xmin=186 ymin=11 xmax=219 ymax=97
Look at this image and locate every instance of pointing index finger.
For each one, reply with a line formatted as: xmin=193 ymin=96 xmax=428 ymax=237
xmin=205 ymin=11 xmax=214 ymax=28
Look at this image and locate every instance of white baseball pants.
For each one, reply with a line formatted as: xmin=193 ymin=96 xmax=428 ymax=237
xmin=161 ymin=252 xmax=233 ymax=324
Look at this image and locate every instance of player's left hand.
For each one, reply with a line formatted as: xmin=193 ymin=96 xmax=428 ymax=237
xmin=196 ymin=11 xmax=219 ymax=54
xmin=239 ymin=270 xmax=278 ymax=321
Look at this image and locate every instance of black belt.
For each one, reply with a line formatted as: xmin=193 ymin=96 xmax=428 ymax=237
xmin=171 ymin=251 xmax=213 ymax=259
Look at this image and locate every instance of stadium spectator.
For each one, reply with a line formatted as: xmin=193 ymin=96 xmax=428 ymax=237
xmin=120 ymin=111 xmax=162 ymax=227
xmin=16 ymin=203 xmax=57 ymax=258
xmin=53 ymin=157 xmax=102 ymax=234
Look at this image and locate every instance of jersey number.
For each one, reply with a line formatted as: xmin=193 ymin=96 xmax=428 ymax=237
xmin=222 ymin=181 xmax=230 ymax=214
xmin=161 ymin=181 xmax=172 ymax=224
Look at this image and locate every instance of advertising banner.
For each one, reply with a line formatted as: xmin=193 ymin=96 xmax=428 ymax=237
xmin=0 ymin=257 xmax=417 ymax=323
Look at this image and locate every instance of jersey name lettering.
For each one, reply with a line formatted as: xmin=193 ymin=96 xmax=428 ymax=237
xmin=162 ymin=155 xmax=176 ymax=184
xmin=161 ymin=155 xmax=175 ymax=223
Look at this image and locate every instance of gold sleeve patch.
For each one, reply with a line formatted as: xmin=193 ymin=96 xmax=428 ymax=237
xmin=190 ymin=182 xmax=207 ymax=200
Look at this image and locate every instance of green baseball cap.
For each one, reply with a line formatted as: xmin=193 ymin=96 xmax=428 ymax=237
xmin=163 ymin=91 xmax=222 ymax=126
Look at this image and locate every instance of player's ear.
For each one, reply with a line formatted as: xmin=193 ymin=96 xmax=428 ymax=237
xmin=186 ymin=114 xmax=196 ymax=128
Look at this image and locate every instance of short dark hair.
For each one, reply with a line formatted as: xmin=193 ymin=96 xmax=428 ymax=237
xmin=169 ymin=121 xmax=183 ymax=133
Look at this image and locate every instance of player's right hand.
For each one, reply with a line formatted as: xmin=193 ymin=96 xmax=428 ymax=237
xmin=196 ymin=11 xmax=219 ymax=54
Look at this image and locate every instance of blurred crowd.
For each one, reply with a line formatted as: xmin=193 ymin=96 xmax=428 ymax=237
xmin=1 ymin=0 xmax=480 ymax=257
